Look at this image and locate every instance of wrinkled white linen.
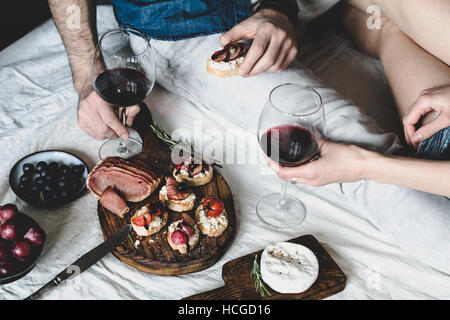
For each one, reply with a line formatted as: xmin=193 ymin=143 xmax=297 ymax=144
xmin=0 ymin=6 xmax=449 ymax=300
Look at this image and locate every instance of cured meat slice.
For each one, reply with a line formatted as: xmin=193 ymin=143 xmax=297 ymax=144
xmin=99 ymin=187 xmax=129 ymax=218
xmin=165 ymin=177 xmax=190 ymax=201
xmin=87 ymin=157 xmax=161 ymax=202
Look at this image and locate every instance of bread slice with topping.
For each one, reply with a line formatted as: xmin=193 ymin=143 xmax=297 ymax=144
xmin=173 ymin=158 xmax=214 ymax=186
xmin=159 ymin=176 xmax=196 ymax=212
xmin=206 ymin=42 xmax=247 ymax=78
xmin=131 ymin=203 xmax=168 ymax=236
xmin=195 ymin=197 xmax=228 ymax=237
xmin=167 ymin=213 xmax=199 ymax=254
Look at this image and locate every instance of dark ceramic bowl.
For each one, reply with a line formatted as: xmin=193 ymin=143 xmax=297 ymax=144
xmin=9 ymin=150 xmax=89 ymax=208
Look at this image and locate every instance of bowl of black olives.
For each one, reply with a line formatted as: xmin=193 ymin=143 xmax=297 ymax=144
xmin=9 ymin=150 xmax=89 ymax=208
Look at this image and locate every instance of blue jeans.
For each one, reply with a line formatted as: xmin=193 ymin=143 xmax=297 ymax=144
xmin=415 ymin=127 xmax=450 ymax=161
xmin=110 ymin=0 xmax=252 ymax=40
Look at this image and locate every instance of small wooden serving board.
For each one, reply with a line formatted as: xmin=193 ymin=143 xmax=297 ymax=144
xmin=97 ymin=105 xmax=237 ymax=275
xmin=183 ymin=235 xmax=346 ymax=300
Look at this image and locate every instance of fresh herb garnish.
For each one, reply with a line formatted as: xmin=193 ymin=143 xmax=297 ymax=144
xmin=127 ymin=234 xmax=134 ymax=245
xmin=150 ymin=119 xmax=222 ymax=167
xmin=150 ymin=119 xmax=179 ymax=149
xmin=251 ymin=255 xmax=271 ymax=297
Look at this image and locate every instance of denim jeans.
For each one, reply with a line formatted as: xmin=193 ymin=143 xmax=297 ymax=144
xmin=416 ymin=127 xmax=450 ymax=161
xmin=110 ymin=0 xmax=252 ymax=40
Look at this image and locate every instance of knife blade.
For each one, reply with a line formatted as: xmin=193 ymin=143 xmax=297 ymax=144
xmin=25 ymin=224 xmax=132 ymax=300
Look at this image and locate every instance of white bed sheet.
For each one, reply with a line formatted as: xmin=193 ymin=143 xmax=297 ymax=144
xmin=0 ymin=5 xmax=448 ymax=300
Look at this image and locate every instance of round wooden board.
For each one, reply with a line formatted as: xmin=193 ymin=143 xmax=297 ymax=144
xmin=96 ymin=106 xmax=236 ymax=275
xmin=98 ymin=169 xmax=236 ymax=276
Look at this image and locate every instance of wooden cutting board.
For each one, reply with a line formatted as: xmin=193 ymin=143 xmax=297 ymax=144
xmin=183 ymin=235 xmax=346 ymax=300
xmin=97 ymin=105 xmax=236 ymax=275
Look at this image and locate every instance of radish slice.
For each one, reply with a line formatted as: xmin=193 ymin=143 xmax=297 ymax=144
xmin=180 ymin=223 xmax=194 ymax=237
xmin=171 ymin=230 xmax=187 ymax=245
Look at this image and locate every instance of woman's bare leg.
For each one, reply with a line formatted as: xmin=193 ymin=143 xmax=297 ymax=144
xmin=342 ymin=4 xmax=450 ymax=127
xmin=346 ymin=0 xmax=450 ymax=66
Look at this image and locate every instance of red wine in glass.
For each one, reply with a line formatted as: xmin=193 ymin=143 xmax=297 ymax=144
xmin=90 ymin=28 xmax=155 ymax=159
xmin=261 ymin=125 xmax=318 ymax=167
xmin=94 ymin=68 xmax=152 ymax=107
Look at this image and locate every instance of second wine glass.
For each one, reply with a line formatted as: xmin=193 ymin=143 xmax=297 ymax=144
xmin=91 ymin=28 xmax=155 ymax=159
xmin=257 ymin=83 xmax=326 ymax=229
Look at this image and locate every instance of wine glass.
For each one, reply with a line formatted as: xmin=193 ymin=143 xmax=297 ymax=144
xmin=91 ymin=28 xmax=155 ymax=159
xmin=257 ymin=83 xmax=326 ymax=228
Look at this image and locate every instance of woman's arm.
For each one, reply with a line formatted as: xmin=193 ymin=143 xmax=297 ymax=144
xmin=267 ymin=141 xmax=450 ymax=197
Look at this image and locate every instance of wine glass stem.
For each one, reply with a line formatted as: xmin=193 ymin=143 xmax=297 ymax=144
xmin=278 ymin=180 xmax=288 ymax=210
xmin=118 ymin=107 xmax=127 ymax=154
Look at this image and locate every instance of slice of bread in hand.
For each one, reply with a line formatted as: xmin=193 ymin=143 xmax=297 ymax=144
xmin=206 ymin=41 xmax=247 ymax=78
xmin=206 ymin=58 xmax=243 ymax=78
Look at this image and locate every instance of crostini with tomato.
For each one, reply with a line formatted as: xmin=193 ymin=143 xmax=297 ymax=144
xmin=131 ymin=202 xmax=168 ymax=236
xmin=195 ymin=197 xmax=228 ymax=237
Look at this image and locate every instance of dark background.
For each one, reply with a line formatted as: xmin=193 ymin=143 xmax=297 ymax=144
xmin=0 ymin=0 xmax=113 ymax=51
xmin=0 ymin=0 xmax=51 ymax=51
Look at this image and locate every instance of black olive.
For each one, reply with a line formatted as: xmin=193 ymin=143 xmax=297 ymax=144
xmin=60 ymin=189 xmax=70 ymax=202
xmin=59 ymin=164 xmax=70 ymax=176
xmin=45 ymin=172 xmax=56 ymax=183
xmin=70 ymin=165 xmax=84 ymax=177
xmin=30 ymin=183 xmax=41 ymax=195
xmin=49 ymin=193 xmax=60 ymax=204
xmin=57 ymin=179 xmax=67 ymax=189
xmin=35 ymin=161 xmax=47 ymax=173
xmin=40 ymin=169 xmax=48 ymax=178
xmin=43 ymin=184 xmax=54 ymax=193
xmin=34 ymin=176 xmax=45 ymax=186
xmin=177 ymin=182 xmax=188 ymax=192
xmin=22 ymin=163 xmax=34 ymax=175
xmin=48 ymin=162 xmax=59 ymax=171
xmin=18 ymin=182 xmax=28 ymax=193
xmin=20 ymin=174 xmax=32 ymax=184
xmin=69 ymin=181 xmax=80 ymax=192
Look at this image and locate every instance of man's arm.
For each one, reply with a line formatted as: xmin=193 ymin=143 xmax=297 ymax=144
xmin=48 ymin=0 xmax=97 ymax=94
xmin=48 ymin=0 xmax=140 ymax=140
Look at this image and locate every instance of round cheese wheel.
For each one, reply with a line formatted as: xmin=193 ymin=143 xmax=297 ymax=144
xmin=260 ymin=242 xmax=319 ymax=294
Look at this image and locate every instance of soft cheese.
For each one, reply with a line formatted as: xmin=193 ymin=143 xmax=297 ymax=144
xmin=260 ymin=242 xmax=319 ymax=294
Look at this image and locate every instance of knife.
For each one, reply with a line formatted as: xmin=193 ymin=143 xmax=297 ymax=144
xmin=25 ymin=224 xmax=132 ymax=300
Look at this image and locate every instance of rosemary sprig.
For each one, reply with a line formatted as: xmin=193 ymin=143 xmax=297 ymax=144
xmin=150 ymin=119 xmax=179 ymax=149
xmin=149 ymin=119 xmax=223 ymax=167
xmin=251 ymin=255 xmax=271 ymax=297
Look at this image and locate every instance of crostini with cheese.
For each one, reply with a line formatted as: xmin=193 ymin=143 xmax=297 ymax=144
xmin=159 ymin=176 xmax=196 ymax=212
xmin=167 ymin=213 xmax=200 ymax=254
xmin=131 ymin=202 xmax=168 ymax=236
xmin=195 ymin=197 xmax=228 ymax=237
xmin=173 ymin=157 xmax=214 ymax=186
xmin=206 ymin=41 xmax=248 ymax=78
